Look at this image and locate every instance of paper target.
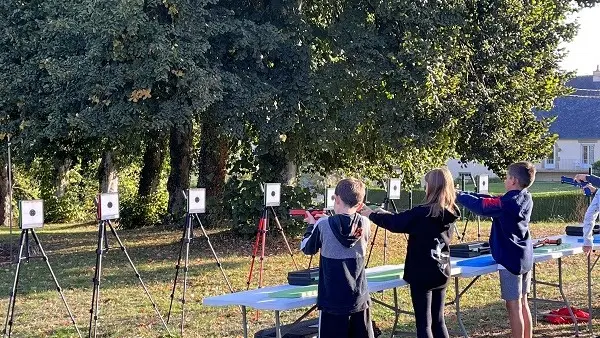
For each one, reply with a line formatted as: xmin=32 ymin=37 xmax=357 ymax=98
xmin=388 ymin=178 xmax=402 ymax=200
xmin=264 ymin=183 xmax=281 ymax=207
xmin=477 ymin=175 xmax=489 ymax=194
xmin=99 ymin=193 xmax=120 ymax=220
xmin=19 ymin=200 xmax=44 ymax=229
xmin=325 ymin=188 xmax=336 ymax=210
xmin=188 ymin=188 xmax=206 ymax=214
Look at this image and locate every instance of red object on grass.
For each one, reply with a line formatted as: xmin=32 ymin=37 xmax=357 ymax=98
xmin=544 ymin=307 xmax=589 ymax=324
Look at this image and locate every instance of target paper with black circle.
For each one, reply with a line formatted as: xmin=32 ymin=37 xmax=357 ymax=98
xmin=99 ymin=193 xmax=120 ymax=220
xmin=387 ymin=178 xmax=402 ymax=200
xmin=264 ymin=183 xmax=281 ymax=207
xmin=477 ymin=175 xmax=489 ymax=194
xmin=325 ymin=188 xmax=336 ymax=210
xmin=19 ymin=200 xmax=44 ymax=229
xmin=188 ymin=188 xmax=206 ymax=214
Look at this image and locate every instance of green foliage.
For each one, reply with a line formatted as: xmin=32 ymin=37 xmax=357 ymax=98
xmin=224 ymin=178 xmax=314 ymax=236
xmin=592 ymin=160 xmax=600 ymax=175
xmin=115 ymin=164 xmax=169 ymax=229
xmin=530 ymin=192 xmax=587 ymax=223
xmin=1 ymin=0 xmax=599 ymax=231
xmin=120 ymin=192 xmax=168 ymax=229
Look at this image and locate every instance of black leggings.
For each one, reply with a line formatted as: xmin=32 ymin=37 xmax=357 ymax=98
xmin=409 ymin=285 xmax=449 ymax=338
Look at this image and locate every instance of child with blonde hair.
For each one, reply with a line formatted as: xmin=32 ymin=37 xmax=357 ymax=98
xmin=361 ymin=168 xmax=459 ymax=338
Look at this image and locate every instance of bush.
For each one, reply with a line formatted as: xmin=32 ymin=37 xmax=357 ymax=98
xmin=365 ymin=188 xmax=426 ymax=210
xmin=530 ymin=192 xmax=587 ymax=223
xmin=119 ymin=191 xmax=168 ymax=229
xmin=593 ymin=160 xmax=600 ymax=175
xmin=224 ymin=178 xmax=314 ymax=236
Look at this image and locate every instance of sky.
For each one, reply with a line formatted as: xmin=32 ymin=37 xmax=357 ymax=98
xmin=561 ymin=6 xmax=600 ymax=75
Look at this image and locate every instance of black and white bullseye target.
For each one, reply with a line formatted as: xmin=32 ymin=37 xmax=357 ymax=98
xmin=19 ymin=200 xmax=44 ymax=229
xmin=264 ymin=183 xmax=281 ymax=207
xmin=188 ymin=188 xmax=206 ymax=214
xmin=98 ymin=193 xmax=120 ymax=220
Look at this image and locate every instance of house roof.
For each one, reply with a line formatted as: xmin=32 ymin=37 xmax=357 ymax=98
xmin=536 ymin=75 xmax=600 ymax=139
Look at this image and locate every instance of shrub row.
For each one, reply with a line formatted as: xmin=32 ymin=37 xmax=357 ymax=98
xmin=366 ymin=189 xmax=588 ymax=223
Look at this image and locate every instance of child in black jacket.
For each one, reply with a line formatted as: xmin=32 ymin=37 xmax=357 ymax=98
xmin=361 ymin=168 xmax=459 ymax=338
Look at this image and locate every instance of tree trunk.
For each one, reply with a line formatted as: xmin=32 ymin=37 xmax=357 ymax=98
xmin=258 ymin=151 xmax=296 ymax=184
xmin=284 ymin=160 xmax=297 ymax=186
xmin=138 ymin=131 xmax=167 ymax=197
xmin=53 ymin=157 xmax=72 ymax=198
xmin=98 ymin=152 xmax=118 ymax=193
xmin=167 ymin=124 xmax=192 ymax=219
xmin=0 ymin=162 xmax=8 ymax=227
xmin=197 ymin=121 xmax=228 ymax=199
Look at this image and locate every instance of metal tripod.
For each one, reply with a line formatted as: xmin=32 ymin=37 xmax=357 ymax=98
xmin=2 ymin=228 xmax=82 ymax=338
xmin=458 ymin=175 xmax=482 ymax=242
xmin=88 ymin=219 xmax=170 ymax=338
xmin=166 ymin=212 xmax=234 ymax=336
xmin=366 ymin=197 xmax=400 ymax=268
xmin=246 ymin=206 xmax=299 ymax=291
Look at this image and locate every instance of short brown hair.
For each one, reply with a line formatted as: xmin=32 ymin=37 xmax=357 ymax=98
xmin=334 ymin=178 xmax=366 ymax=207
xmin=507 ymin=162 xmax=536 ymax=188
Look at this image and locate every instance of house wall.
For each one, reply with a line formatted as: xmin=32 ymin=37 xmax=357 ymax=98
xmin=445 ymin=159 xmax=498 ymax=179
xmin=535 ymin=139 xmax=600 ymax=180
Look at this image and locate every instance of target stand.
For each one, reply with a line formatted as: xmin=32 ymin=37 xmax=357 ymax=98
xmin=457 ymin=173 xmax=486 ymax=242
xmin=366 ymin=178 xmax=403 ymax=268
xmin=306 ymin=188 xmax=336 ymax=269
xmin=88 ymin=193 xmax=169 ymax=338
xmin=246 ymin=183 xmax=299 ymax=294
xmin=2 ymin=200 xmax=82 ymax=338
xmin=166 ymin=189 xmax=234 ymax=336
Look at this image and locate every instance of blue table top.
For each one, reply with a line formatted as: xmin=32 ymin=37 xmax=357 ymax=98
xmin=455 ymin=255 xmax=496 ymax=267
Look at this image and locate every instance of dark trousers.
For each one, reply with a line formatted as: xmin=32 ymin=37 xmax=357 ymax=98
xmin=410 ymin=285 xmax=449 ymax=338
xmin=319 ymin=308 xmax=374 ymax=338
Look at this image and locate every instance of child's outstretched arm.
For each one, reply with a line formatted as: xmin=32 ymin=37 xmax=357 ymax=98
xmin=583 ymin=192 xmax=600 ymax=254
xmin=458 ymin=190 xmax=494 ymax=199
xmin=456 ymin=191 xmax=503 ymax=218
xmin=361 ymin=208 xmax=417 ymax=234
xmin=300 ymin=212 xmax=323 ymax=255
xmin=575 ymin=173 xmax=600 ymax=187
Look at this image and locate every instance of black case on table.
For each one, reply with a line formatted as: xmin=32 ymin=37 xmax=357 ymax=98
xmin=287 ymin=267 xmax=319 ymax=286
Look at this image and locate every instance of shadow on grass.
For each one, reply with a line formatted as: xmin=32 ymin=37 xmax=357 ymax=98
xmin=0 ymin=226 xmax=248 ymax=296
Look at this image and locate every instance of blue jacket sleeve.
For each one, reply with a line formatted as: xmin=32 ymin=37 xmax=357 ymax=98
xmin=368 ymin=209 xmax=418 ymax=234
xmin=456 ymin=191 xmax=503 ymax=218
xmin=586 ymin=175 xmax=600 ymax=188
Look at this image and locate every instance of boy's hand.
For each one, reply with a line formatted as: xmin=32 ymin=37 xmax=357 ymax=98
xmin=584 ymin=245 xmax=593 ymax=256
xmin=304 ymin=211 xmax=317 ymax=225
xmin=574 ymin=174 xmax=588 ymax=182
xmin=360 ymin=207 xmax=373 ymax=217
xmin=584 ymin=184 xmax=597 ymax=194
xmin=374 ymin=207 xmax=392 ymax=214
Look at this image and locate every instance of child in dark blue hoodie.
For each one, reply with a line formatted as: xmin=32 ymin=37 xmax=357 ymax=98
xmin=301 ymin=178 xmax=374 ymax=338
xmin=456 ymin=162 xmax=535 ymax=338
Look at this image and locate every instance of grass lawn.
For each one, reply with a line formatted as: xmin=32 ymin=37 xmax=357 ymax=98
xmin=0 ymin=221 xmax=599 ymax=337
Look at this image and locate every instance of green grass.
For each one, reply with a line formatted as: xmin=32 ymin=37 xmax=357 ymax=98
xmin=0 ymin=221 xmax=599 ymax=337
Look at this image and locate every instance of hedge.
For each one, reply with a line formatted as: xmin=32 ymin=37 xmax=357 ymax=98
xmin=366 ymin=189 xmax=588 ymax=223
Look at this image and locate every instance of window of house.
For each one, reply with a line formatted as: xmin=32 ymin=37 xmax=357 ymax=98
xmin=546 ymin=145 xmax=555 ymax=167
xmin=582 ymin=144 xmax=595 ymax=167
